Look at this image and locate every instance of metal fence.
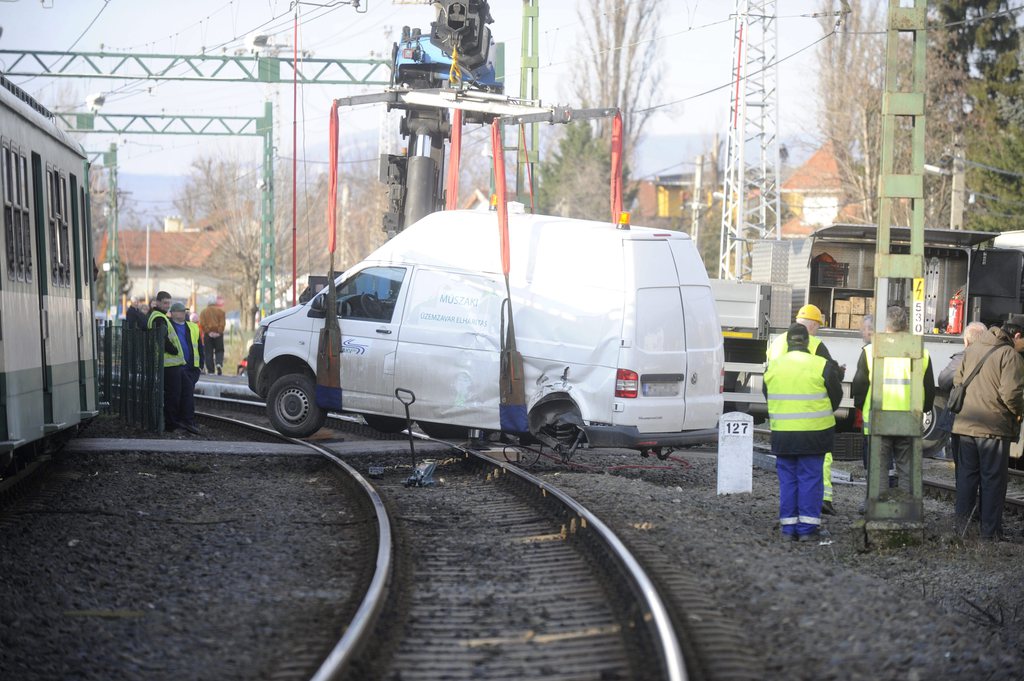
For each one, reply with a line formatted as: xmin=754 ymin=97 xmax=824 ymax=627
xmin=97 ymin=321 xmax=165 ymax=432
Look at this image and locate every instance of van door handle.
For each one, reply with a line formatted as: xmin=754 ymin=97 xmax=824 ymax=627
xmin=376 ymin=328 xmax=392 ymax=335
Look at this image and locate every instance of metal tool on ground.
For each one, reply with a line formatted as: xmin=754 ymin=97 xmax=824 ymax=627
xmin=396 ymin=388 xmax=435 ymax=487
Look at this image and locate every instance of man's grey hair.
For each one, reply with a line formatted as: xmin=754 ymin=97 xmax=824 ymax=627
xmin=862 ymin=314 xmax=873 ymax=329
xmin=964 ymin=321 xmax=988 ymax=346
xmin=886 ymin=306 xmax=908 ymax=333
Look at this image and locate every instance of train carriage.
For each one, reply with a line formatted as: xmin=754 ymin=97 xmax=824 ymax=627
xmin=0 ymin=75 xmax=97 ymax=474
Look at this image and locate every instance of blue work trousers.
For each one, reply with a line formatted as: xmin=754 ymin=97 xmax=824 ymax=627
xmin=777 ymin=454 xmax=825 ymax=538
xmin=163 ymin=365 xmax=184 ymax=429
xmin=955 ymin=436 xmax=1010 ymax=539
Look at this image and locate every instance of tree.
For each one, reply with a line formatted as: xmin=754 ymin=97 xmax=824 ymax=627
xmin=539 ymin=0 xmax=664 ymax=219
xmin=932 ymin=0 xmax=1023 ymax=232
xmin=814 ymin=0 xmax=968 ymax=228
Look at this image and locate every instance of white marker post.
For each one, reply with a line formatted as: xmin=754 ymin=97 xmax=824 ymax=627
xmin=717 ymin=412 xmax=753 ymax=495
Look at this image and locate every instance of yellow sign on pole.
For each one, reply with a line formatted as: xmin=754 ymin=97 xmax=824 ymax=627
xmin=912 ymin=277 xmax=925 ymax=335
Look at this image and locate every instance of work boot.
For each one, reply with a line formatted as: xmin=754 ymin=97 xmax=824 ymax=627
xmin=821 ymin=500 xmax=835 ymax=515
xmin=216 ymin=364 xmax=223 ymax=376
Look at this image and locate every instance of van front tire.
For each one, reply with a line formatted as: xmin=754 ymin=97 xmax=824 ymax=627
xmin=267 ymin=374 xmax=327 ymax=438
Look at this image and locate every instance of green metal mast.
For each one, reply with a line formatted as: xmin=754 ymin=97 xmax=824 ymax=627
xmin=60 ymin=107 xmax=276 ymax=320
xmin=15 ymin=46 xmax=392 ymax=318
xmin=862 ymin=0 xmax=928 ymax=546
xmin=517 ymin=0 xmax=539 ymax=207
xmin=0 ymin=49 xmax=390 ymax=85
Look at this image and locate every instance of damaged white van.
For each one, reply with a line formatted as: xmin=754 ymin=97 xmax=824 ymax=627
xmin=247 ymin=209 xmax=723 ymax=455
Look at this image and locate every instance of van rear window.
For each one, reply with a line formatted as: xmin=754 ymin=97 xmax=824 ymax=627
xmin=635 ymin=288 xmax=685 ymax=352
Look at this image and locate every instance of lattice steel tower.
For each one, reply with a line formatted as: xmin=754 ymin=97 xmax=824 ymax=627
xmin=719 ymin=0 xmax=781 ymax=280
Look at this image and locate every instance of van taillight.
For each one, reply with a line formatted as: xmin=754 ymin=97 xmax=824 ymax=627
xmin=615 ymin=369 xmax=639 ymax=398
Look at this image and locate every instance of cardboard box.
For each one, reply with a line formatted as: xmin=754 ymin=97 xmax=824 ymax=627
xmin=833 ymin=299 xmax=852 ymax=315
xmin=834 ymin=313 xmax=851 ymax=330
xmin=850 ymin=297 xmax=866 ymax=315
xmin=851 ymin=314 xmax=864 ymax=330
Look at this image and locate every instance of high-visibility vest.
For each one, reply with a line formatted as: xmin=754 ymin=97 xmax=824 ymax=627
xmin=764 ymin=350 xmax=836 ymax=432
xmin=767 ymin=332 xmax=822 ymax=361
xmin=862 ymin=344 xmax=930 ymax=431
xmin=185 ymin=321 xmax=201 ymax=368
xmin=148 ymin=309 xmax=185 ymax=367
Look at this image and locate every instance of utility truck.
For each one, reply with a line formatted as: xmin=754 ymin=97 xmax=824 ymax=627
xmin=713 ymin=223 xmax=1021 ymax=455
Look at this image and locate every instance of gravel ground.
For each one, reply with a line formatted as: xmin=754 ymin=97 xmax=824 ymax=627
xmin=14 ymin=416 xmax=1024 ymax=680
xmin=0 ymin=447 xmax=373 ymax=681
xmin=526 ymin=447 xmax=1024 ymax=681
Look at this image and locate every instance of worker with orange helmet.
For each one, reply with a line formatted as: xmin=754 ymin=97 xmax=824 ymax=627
xmin=766 ymin=304 xmax=841 ymax=514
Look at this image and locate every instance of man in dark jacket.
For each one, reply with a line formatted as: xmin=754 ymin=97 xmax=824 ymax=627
xmin=937 ymin=321 xmax=988 ymax=465
xmin=952 ymin=318 xmax=1024 ymax=540
xmin=124 ymin=296 xmax=148 ymax=329
xmin=763 ymin=324 xmax=843 ymax=542
xmin=851 ymin=306 xmax=935 ymax=496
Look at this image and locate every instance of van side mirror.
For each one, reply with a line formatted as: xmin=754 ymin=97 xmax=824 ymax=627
xmin=310 ymin=295 xmax=324 ymax=312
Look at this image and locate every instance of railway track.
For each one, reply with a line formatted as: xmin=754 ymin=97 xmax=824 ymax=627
xmin=197 ymin=397 xmax=691 ymax=680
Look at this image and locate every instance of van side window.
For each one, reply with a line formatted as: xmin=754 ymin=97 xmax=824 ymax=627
xmin=336 ymin=266 xmax=405 ymax=322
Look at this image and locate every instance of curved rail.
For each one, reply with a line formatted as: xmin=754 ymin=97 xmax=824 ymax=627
xmin=196 ymin=411 xmax=393 ymax=681
xmin=200 ymin=397 xmax=689 ymax=680
xmin=457 ymin=450 xmax=688 ymax=681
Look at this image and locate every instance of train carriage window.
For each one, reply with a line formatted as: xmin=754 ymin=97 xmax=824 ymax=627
xmin=20 ymin=154 xmax=31 ymax=282
xmin=58 ymin=174 xmax=70 ymax=286
xmin=12 ymin=149 xmax=23 ymax=281
xmin=2 ymin=145 xmax=13 ymax=280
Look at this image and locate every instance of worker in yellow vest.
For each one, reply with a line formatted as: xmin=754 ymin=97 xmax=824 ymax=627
xmin=147 ymin=292 xmax=189 ymax=433
xmin=169 ymin=302 xmax=203 ymax=435
xmin=763 ymin=324 xmax=843 ymax=541
xmin=766 ymin=304 xmax=841 ymax=514
xmin=851 ymin=306 xmax=935 ymax=496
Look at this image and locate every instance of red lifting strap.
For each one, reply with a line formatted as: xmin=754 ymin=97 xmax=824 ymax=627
xmin=327 ymin=100 xmax=339 ymax=255
xmin=445 ymin=108 xmax=463 ymax=210
xmin=490 ymin=119 xmax=510 ymax=276
xmin=610 ymin=111 xmax=623 ymax=222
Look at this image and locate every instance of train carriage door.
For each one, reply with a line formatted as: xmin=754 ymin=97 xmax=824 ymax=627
xmin=69 ymin=174 xmax=95 ymax=415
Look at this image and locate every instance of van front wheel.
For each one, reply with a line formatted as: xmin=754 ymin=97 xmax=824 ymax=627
xmin=267 ymin=374 xmax=327 ymax=438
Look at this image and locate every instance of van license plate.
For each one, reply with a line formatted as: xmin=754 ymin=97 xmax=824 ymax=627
xmin=642 ymin=381 xmax=679 ymax=397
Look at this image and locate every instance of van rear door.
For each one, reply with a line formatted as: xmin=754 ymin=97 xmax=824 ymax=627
xmin=618 ymin=240 xmax=687 ymax=433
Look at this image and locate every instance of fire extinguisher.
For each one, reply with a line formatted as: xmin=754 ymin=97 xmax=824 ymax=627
xmin=947 ymin=287 xmax=965 ymax=334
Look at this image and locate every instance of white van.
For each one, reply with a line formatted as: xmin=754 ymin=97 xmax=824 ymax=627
xmin=247 ymin=209 xmax=724 ymax=454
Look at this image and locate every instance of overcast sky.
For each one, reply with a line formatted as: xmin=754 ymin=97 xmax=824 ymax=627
xmin=3 ymin=0 xmax=835 ymax=179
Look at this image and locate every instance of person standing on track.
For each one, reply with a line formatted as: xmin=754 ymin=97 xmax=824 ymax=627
xmin=952 ymin=317 xmax=1024 ymax=540
xmin=766 ymin=304 xmax=841 ymax=515
xmin=763 ymin=323 xmax=843 ymax=542
xmin=199 ymin=296 xmax=227 ymax=375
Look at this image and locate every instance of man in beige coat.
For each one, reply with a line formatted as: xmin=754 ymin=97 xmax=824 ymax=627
xmin=952 ymin=318 xmax=1024 ymax=540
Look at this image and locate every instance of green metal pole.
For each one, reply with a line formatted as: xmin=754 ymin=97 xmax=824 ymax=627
xmin=259 ymin=101 xmax=276 ymax=321
xmin=863 ymin=0 xmax=928 ymax=546
xmin=104 ymin=143 xmax=120 ymax=322
xmin=517 ymin=0 xmax=540 ymax=208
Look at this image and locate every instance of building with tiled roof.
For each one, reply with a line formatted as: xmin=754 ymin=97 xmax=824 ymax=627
xmin=780 ymin=141 xmax=846 ymax=237
xmin=96 ymin=217 xmax=229 ymax=307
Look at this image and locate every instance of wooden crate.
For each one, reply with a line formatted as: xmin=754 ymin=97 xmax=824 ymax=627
xmin=833 ymin=299 xmax=852 ymax=315
xmin=850 ymin=297 xmax=866 ymax=315
xmin=834 ymin=313 xmax=851 ymax=330
xmin=851 ymin=314 xmax=864 ymax=330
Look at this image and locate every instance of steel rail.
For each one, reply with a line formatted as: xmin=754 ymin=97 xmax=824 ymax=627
xmin=467 ymin=453 xmax=689 ymax=681
xmin=200 ymin=395 xmax=689 ymax=680
xmin=195 ymin=411 xmax=393 ymax=681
